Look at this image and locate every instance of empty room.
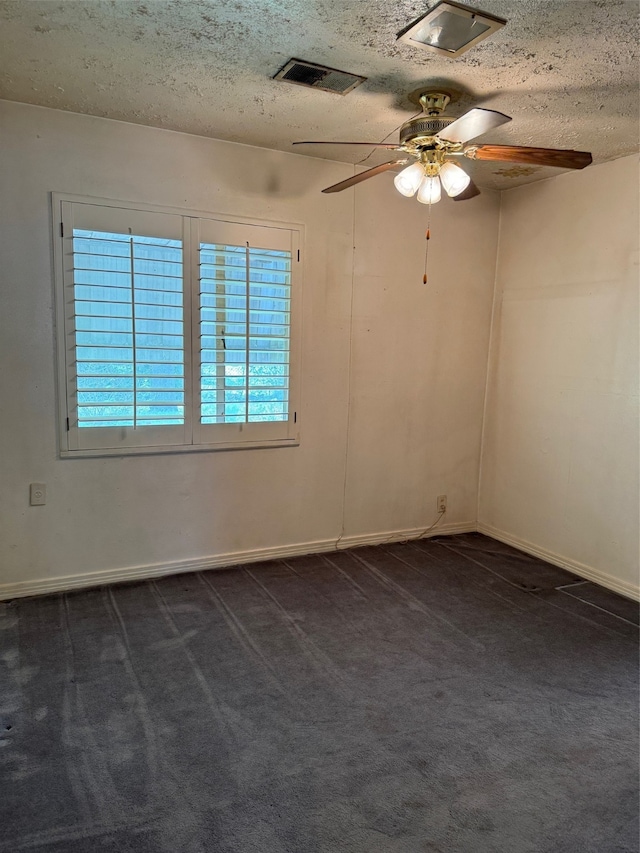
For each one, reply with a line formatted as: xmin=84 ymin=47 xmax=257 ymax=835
xmin=0 ymin=1 xmax=638 ymax=851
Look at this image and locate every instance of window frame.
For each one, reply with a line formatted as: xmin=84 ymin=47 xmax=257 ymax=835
xmin=52 ymin=193 xmax=303 ymax=458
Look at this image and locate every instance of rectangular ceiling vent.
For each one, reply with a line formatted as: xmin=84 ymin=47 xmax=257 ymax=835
xmin=274 ymin=59 xmax=366 ymax=95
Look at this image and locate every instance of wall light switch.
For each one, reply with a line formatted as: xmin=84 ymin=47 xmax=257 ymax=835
xmin=30 ymin=483 xmax=46 ymax=506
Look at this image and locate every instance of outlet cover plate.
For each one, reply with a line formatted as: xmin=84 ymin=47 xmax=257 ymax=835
xmin=30 ymin=483 xmax=46 ymax=506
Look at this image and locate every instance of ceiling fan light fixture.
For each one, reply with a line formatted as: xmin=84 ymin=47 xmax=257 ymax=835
xmin=417 ymin=176 xmax=442 ymax=205
xmin=440 ymin=161 xmax=471 ymax=196
xmin=397 ymin=1 xmax=507 ymax=58
xmin=393 ymin=161 xmax=425 ymax=197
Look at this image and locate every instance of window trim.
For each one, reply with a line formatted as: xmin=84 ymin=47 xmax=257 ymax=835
xmin=52 ymin=193 xmax=303 ymax=458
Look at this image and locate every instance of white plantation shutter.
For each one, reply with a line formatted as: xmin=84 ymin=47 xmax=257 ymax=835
xmin=60 ymin=202 xmax=189 ymax=451
xmin=194 ymin=218 xmax=299 ymax=447
xmin=72 ymin=232 xmax=184 ymax=427
xmin=55 ymin=197 xmax=300 ymax=455
xmin=199 ymin=245 xmax=290 ymax=421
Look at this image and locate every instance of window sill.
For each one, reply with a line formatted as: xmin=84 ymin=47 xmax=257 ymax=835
xmin=59 ymin=436 xmax=300 ymax=459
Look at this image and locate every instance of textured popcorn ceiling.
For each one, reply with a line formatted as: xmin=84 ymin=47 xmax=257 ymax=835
xmin=0 ymin=0 xmax=638 ymax=191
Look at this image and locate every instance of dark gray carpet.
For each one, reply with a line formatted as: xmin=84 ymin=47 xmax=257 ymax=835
xmin=1 ymin=533 xmax=638 ymax=853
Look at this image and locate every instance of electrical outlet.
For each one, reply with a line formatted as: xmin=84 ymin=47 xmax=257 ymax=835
xmin=437 ymin=494 xmax=447 ymax=513
xmin=30 ymin=483 xmax=46 ymax=506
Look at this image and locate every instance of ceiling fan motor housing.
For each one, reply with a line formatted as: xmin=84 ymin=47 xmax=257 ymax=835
xmin=399 ymin=115 xmax=456 ymax=146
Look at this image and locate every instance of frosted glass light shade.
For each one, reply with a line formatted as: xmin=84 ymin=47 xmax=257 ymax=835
xmin=396 ymin=2 xmax=507 ymax=59
xmin=416 ymin=175 xmax=442 ymax=205
xmin=440 ymin=161 xmax=471 ymax=197
xmin=394 ymin=162 xmax=425 ymax=197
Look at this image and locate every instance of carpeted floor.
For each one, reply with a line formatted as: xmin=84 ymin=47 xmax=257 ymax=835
xmin=1 ymin=533 xmax=638 ymax=853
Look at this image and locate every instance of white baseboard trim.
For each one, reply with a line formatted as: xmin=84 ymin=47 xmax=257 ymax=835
xmin=336 ymin=520 xmax=475 ymax=550
xmin=478 ymin=522 xmax=640 ymax=602
xmin=0 ymin=520 xmax=476 ymax=602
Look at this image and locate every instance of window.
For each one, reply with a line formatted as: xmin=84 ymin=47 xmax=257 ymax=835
xmin=53 ymin=196 xmax=301 ymax=456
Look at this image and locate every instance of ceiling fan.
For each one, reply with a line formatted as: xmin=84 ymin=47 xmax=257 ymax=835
xmin=293 ymin=91 xmax=593 ymax=203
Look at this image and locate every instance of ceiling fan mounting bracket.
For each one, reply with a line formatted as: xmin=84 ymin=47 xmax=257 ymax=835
xmin=406 ymin=89 xmax=453 ymax=113
xmin=417 ymin=92 xmax=451 ymax=115
xmin=399 ymin=91 xmax=471 ymax=148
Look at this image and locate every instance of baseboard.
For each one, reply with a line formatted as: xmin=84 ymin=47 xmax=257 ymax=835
xmin=0 ymin=520 xmax=476 ymax=602
xmin=478 ymin=522 xmax=640 ymax=602
xmin=3 ymin=521 xmax=635 ymax=603
xmin=337 ymin=520 xmax=475 ymax=550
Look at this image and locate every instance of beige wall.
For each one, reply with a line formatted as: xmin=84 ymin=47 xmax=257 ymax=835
xmin=4 ymin=101 xmax=635 ymax=601
xmin=479 ymin=155 xmax=640 ymax=598
xmin=0 ymin=100 xmax=499 ymax=596
xmin=344 ymin=177 xmax=500 ymax=537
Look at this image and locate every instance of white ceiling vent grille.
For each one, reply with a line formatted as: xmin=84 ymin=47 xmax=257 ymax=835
xmin=274 ymin=59 xmax=366 ymax=95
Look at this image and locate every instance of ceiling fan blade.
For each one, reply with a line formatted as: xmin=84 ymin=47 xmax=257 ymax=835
xmin=322 ymin=160 xmax=408 ymax=193
xmin=293 ymin=141 xmax=401 ymax=149
xmin=466 ymin=144 xmax=593 ymax=170
xmin=436 ymin=108 xmax=511 ymax=144
xmin=452 ymin=180 xmax=481 ymax=201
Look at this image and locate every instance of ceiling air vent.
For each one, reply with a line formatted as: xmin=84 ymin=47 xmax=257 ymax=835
xmin=274 ymin=59 xmax=366 ymax=95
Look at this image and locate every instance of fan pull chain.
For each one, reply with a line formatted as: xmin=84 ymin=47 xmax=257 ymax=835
xmin=423 ymin=204 xmax=432 ymax=284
